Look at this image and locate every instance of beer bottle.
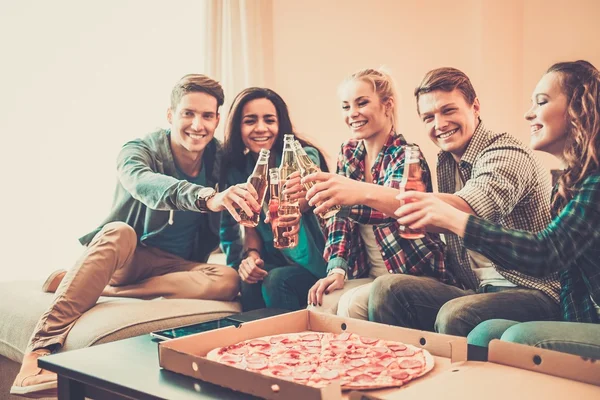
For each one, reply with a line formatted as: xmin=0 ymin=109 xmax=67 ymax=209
xmin=292 ymin=140 xmax=341 ymax=219
xmin=399 ymin=145 xmax=426 ymax=239
xmin=268 ymin=168 xmax=297 ymax=248
xmin=277 ymin=135 xmax=300 ymax=243
xmin=239 ymin=148 xmax=270 ymax=227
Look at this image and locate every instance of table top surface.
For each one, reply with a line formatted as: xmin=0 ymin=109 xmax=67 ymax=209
xmin=37 ymin=308 xmax=295 ymax=400
xmin=40 ymin=333 xmax=256 ymax=399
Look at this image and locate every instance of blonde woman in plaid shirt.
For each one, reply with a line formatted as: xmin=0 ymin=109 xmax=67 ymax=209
xmin=397 ymin=61 xmax=600 ymax=358
xmin=368 ymin=67 xmax=560 ymax=336
xmin=303 ymin=68 xmax=450 ymax=320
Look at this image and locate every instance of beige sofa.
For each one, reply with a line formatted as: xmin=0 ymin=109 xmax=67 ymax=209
xmin=0 ymin=276 xmax=241 ymax=400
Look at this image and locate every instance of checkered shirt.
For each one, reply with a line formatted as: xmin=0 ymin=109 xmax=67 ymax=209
xmin=464 ymin=173 xmax=600 ymax=322
xmin=324 ymin=133 xmax=456 ymax=286
xmin=438 ymin=121 xmax=561 ymax=302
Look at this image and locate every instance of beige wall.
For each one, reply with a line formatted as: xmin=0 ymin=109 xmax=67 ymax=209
xmin=270 ymin=0 xmax=600 ymax=178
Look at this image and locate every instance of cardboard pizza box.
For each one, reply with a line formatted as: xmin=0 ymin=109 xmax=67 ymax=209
xmin=349 ymin=339 xmax=600 ymax=400
xmin=158 ymin=309 xmax=467 ymax=400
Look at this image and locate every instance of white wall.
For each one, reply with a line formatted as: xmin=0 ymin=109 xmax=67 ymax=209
xmin=271 ymin=0 xmax=600 ymax=174
xmin=0 ymin=0 xmax=209 ymax=281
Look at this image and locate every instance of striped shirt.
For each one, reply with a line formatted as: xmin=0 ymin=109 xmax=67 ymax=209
xmin=464 ymin=174 xmax=600 ymax=323
xmin=324 ymin=133 xmax=455 ymax=285
xmin=438 ymin=121 xmax=561 ymax=302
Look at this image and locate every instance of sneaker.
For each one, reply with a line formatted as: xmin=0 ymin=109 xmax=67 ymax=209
xmin=10 ymin=349 xmax=57 ymax=398
xmin=41 ymin=269 xmax=67 ymax=293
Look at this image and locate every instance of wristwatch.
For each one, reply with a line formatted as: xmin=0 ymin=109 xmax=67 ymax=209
xmin=196 ymin=188 xmax=217 ymax=212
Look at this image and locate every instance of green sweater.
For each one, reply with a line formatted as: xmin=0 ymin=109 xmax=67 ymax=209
xmin=79 ymin=129 xmax=221 ymax=263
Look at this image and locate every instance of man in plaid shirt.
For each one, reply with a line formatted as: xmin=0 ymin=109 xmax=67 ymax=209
xmin=369 ymin=67 xmax=561 ymax=336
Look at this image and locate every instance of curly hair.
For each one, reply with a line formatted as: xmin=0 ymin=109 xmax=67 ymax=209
xmin=548 ymin=61 xmax=600 ymax=210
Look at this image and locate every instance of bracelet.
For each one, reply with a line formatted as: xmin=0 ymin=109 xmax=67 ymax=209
xmin=242 ymin=247 xmax=260 ymax=259
xmin=327 ymin=267 xmax=347 ymax=280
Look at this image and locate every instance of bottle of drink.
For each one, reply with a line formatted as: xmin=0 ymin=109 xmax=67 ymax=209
xmin=239 ymin=148 xmax=270 ymax=227
xmin=268 ymin=168 xmax=297 ymax=249
xmin=399 ymin=145 xmax=426 ymax=239
xmin=277 ymin=135 xmax=301 ymax=242
xmin=292 ymin=140 xmax=341 ymax=219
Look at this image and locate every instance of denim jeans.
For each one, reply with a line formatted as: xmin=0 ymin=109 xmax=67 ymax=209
xmin=240 ymin=265 xmax=319 ymax=312
xmin=468 ymin=319 xmax=600 ymax=359
xmin=368 ymin=274 xmax=559 ymax=337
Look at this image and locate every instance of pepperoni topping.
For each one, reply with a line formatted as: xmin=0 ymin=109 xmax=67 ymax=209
xmin=335 ymin=332 xmax=351 ymax=341
xmin=320 ymin=369 xmax=340 ymax=380
xmin=280 ymin=358 xmax=300 ymax=365
xmin=395 ymin=348 xmax=416 ymax=357
xmin=293 ymin=372 xmax=312 ymax=380
xmin=352 ymin=374 xmax=375 ymax=382
xmin=246 ymin=361 xmax=268 ymax=370
xmin=269 ymin=365 xmax=293 ymax=376
xmin=295 ymin=365 xmax=315 ymax=373
xmin=366 ymin=365 xmax=385 ymax=374
xmin=387 ymin=343 xmax=407 ymax=352
xmin=248 ymin=339 xmax=270 ymax=347
xmin=346 ymin=367 xmax=369 ymax=377
xmin=400 ymin=359 xmax=423 ymax=369
xmin=228 ymin=347 xmax=248 ymax=355
xmin=347 ymin=351 xmax=366 ymax=359
xmin=359 ymin=337 xmax=380 ymax=345
xmin=349 ymin=359 xmax=367 ymax=368
xmin=269 ymin=336 xmax=286 ymax=344
xmin=377 ymin=357 xmax=395 ymax=368
xmin=219 ymin=354 xmax=243 ymax=364
xmin=300 ymin=333 xmax=321 ymax=341
xmin=392 ymin=371 xmax=410 ymax=380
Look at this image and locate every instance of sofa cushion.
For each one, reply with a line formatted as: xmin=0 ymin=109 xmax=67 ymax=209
xmin=0 ymin=280 xmax=241 ymax=363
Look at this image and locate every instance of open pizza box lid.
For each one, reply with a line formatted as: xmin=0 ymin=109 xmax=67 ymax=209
xmin=350 ymin=339 xmax=600 ymax=400
xmin=158 ymin=309 xmax=467 ymax=400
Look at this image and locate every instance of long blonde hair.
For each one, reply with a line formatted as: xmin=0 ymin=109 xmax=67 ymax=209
xmin=548 ymin=61 xmax=600 ymax=210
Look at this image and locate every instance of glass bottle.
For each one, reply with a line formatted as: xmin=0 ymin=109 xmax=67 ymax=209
xmin=399 ymin=145 xmax=426 ymax=239
xmin=239 ymin=148 xmax=270 ymax=227
xmin=292 ymin=140 xmax=341 ymax=219
xmin=277 ymin=135 xmax=301 ymax=243
xmin=268 ymin=168 xmax=297 ymax=249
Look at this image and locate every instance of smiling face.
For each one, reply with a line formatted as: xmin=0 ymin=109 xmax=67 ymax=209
xmin=418 ymin=89 xmax=480 ymax=161
xmin=340 ymin=79 xmax=392 ymax=142
xmin=167 ymin=92 xmax=219 ymax=156
xmin=240 ymin=98 xmax=279 ymax=155
xmin=524 ymin=72 xmax=569 ymax=158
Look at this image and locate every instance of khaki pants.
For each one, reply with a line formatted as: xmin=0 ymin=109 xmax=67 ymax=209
xmin=28 ymin=222 xmax=239 ymax=352
xmin=336 ymin=280 xmax=374 ymax=320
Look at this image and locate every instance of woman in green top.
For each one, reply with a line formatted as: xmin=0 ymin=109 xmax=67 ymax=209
xmin=220 ymin=87 xmax=329 ymax=311
xmin=394 ymin=60 xmax=600 ymax=358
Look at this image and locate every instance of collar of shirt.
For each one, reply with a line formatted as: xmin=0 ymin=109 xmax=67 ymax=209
xmin=346 ymin=131 xmax=407 ymax=183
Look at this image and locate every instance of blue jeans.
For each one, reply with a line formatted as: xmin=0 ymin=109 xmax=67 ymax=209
xmin=368 ymin=274 xmax=559 ymax=337
xmin=240 ymin=265 xmax=319 ymax=312
xmin=468 ymin=319 xmax=600 ymax=359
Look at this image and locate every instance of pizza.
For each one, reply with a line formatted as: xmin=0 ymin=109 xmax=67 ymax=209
xmin=206 ymin=331 xmax=434 ymax=390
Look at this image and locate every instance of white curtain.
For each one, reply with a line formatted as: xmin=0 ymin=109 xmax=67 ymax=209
xmin=203 ymin=0 xmax=273 ymax=138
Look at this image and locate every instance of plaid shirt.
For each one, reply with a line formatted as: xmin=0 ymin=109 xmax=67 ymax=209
xmin=438 ymin=121 xmax=561 ymax=302
xmin=324 ymin=133 xmax=455 ymax=285
xmin=464 ymin=173 xmax=600 ymax=323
